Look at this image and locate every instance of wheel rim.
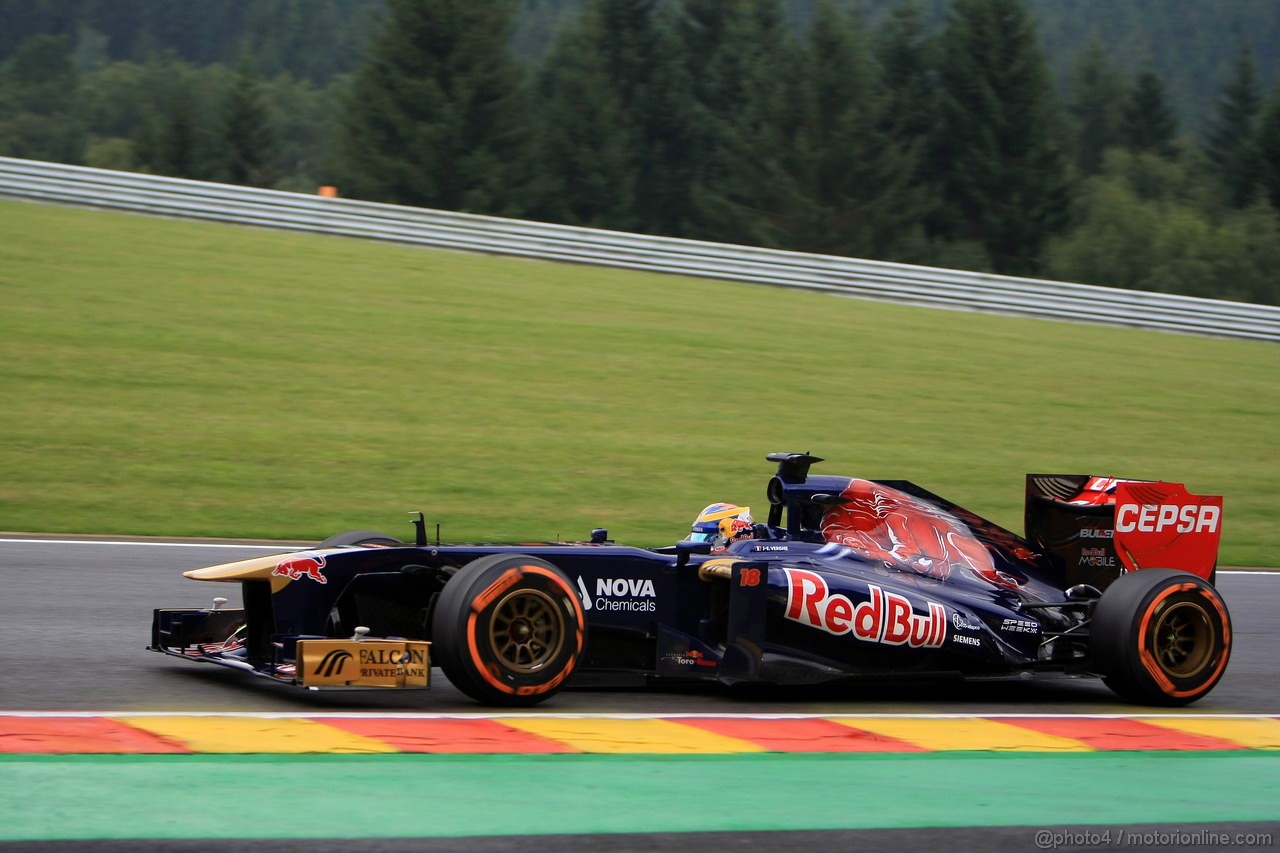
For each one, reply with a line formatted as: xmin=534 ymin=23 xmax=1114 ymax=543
xmin=1150 ymin=599 xmax=1214 ymax=678
xmin=488 ymin=588 xmax=565 ymax=673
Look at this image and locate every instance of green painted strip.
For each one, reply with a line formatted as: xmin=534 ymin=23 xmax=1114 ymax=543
xmin=2 ymin=752 xmax=1278 ymax=841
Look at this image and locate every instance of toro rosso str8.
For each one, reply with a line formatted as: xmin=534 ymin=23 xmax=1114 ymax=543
xmin=150 ymin=453 xmax=1231 ymax=707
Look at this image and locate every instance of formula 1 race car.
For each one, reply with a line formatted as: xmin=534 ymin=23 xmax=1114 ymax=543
xmin=150 ymin=453 xmax=1231 ymax=707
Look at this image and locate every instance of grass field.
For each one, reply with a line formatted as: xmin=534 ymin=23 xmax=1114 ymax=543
xmin=1 ymin=198 xmax=1275 ymax=564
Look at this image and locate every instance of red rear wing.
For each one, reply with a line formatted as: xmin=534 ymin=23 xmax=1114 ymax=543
xmin=1112 ymin=481 xmax=1222 ymax=579
xmin=1025 ymin=475 xmax=1223 ymax=588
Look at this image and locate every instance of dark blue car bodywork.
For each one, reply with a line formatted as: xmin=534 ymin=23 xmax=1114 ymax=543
xmin=151 ymin=453 xmax=1231 ymax=705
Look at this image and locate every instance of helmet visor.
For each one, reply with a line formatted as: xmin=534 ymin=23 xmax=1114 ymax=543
xmin=685 ymin=521 xmax=722 ymax=543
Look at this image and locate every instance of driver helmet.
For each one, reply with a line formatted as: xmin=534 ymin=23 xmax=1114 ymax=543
xmin=686 ymin=503 xmax=754 ymax=550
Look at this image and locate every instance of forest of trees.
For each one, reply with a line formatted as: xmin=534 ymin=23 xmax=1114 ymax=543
xmin=3 ymin=0 xmax=1280 ymax=304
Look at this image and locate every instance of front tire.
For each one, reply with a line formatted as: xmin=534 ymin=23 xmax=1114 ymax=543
xmin=432 ymin=554 xmax=586 ymax=706
xmin=318 ymin=530 xmax=402 ymax=548
xmin=1090 ymin=569 xmax=1231 ymax=706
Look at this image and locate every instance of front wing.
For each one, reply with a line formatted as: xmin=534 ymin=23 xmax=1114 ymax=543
xmin=150 ymin=606 xmax=431 ymax=690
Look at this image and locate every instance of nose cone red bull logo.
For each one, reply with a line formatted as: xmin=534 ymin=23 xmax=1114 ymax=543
xmin=272 ymin=553 xmax=328 ymax=584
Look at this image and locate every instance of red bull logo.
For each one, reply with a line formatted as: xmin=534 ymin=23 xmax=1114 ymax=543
xmin=783 ymin=568 xmax=945 ymax=649
xmin=272 ymin=553 xmax=328 ymax=584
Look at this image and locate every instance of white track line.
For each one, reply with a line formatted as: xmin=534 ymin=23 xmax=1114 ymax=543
xmin=0 ymin=539 xmax=1276 ymax=572
xmin=0 ymin=538 xmax=296 ymax=550
xmin=1 ymin=711 xmax=1276 ymax=720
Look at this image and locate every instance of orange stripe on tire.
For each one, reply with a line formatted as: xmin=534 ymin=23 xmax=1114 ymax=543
xmin=463 ymin=564 xmax=585 ymax=696
xmin=471 ymin=568 xmax=523 ymax=613
xmin=1137 ymin=582 xmax=1230 ymax=700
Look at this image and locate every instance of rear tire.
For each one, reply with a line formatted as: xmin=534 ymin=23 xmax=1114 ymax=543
xmin=1090 ymin=569 xmax=1231 ymax=706
xmin=432 ymin=554 xmax=586 ymax=706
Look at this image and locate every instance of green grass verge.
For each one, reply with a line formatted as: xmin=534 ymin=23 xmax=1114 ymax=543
xmin=3 ymin=752 xmax=1278 ymax=839
xmin=1 ymin=199 xmax=1276 ymax=563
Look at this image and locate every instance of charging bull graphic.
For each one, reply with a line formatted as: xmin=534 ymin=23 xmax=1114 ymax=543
xmin=820 ymin=479 xmax=1017 ymax=589
xmin=272 ymin=553 xmax=329 ymax=584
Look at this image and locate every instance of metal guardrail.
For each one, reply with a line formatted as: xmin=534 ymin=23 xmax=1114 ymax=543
xmin=3 ymin=156 xmax=1277 ymax=342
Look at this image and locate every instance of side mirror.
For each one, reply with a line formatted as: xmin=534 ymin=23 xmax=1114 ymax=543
xmin=675 ymin=539 xmax=712 ymax=568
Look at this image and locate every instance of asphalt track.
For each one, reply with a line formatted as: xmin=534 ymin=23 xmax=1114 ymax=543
xmin=1 ymin=538 xmax=1277 ymax=850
